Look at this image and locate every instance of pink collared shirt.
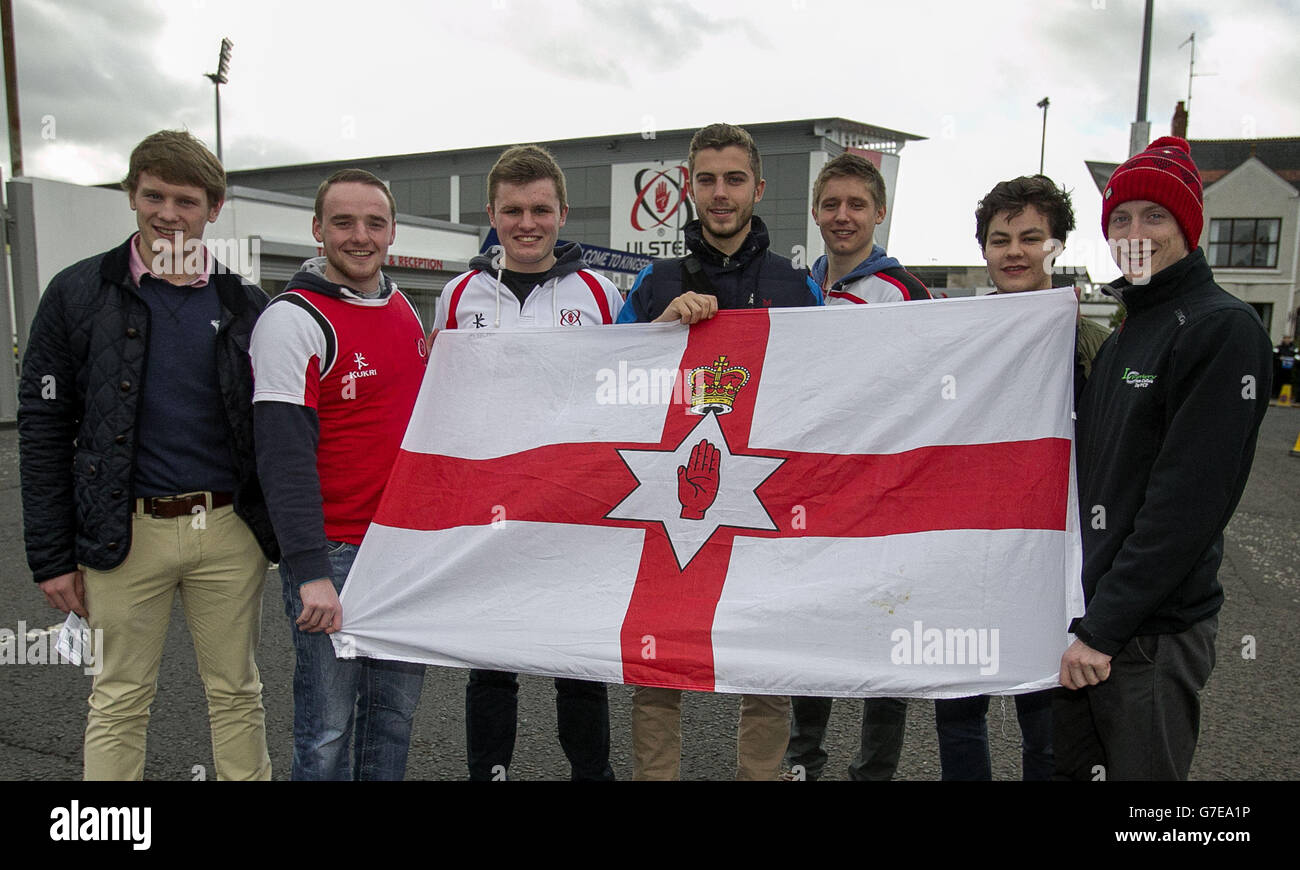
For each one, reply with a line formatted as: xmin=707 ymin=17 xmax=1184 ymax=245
xmin=128 ymin=233 xmax=212 ymax=288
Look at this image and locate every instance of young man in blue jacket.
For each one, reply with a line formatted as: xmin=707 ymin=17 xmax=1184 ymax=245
xmin=782 ymin=152 xmax=930 ymax=781
xmin=619 ymin=122 xmax=823 ymax=780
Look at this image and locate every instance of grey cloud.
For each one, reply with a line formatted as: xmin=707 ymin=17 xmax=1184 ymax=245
xmin=13 ymin=0 xmax=210 ymax=177
xmin=501 ymin=0 xmax=772 ymax=87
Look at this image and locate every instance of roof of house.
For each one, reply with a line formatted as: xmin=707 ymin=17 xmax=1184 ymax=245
xmin=1189 ymin=137 xmax=1300 ymax=189
xmin=1086 ymin=137 xmax=1300 ymax=194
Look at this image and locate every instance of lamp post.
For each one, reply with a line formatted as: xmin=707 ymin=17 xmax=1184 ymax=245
xmin=1036 ymin=96 xmax=1050 ymax=175
xmin=1129 ymin=0 xmax=1154 ymax=157
xmin=205 ymin=38 xmax=233 ymax=162
xmin=2 ymin=0 xmax=23 ymax=177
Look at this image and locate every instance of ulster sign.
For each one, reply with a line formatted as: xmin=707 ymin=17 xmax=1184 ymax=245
xmin=609 ymin=160 xmax=696 ymax=259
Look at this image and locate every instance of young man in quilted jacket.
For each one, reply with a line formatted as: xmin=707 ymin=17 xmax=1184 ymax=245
xmin=18 ymin=130 xmax=278 ymax=780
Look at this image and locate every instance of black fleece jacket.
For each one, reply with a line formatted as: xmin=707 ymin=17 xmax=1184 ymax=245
xmin=1073 ymin=249 xmax=1271 ymax=655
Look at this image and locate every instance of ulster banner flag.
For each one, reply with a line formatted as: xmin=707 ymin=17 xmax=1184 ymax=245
xmin=334 ymin=289 xmax=1084 ymax=698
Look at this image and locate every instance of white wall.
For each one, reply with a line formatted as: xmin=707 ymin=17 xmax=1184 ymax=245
xmin=20 ymin=178 xmax=138 ymax=296
xmin=213 ymin=192 xmax=481 ymax=277
xmin=1203 ymin=159 xmax=1300 ymax=341
xmin=14 ymin=177 xmax=480 ymax=296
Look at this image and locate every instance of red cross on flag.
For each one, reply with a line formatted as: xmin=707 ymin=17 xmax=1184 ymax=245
xmin=334 ymin=289 xmax=1084 ymax=698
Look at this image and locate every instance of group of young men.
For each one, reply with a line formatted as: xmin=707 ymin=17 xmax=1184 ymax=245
xmin=19 ymin=122 xmax=1270 ymax=781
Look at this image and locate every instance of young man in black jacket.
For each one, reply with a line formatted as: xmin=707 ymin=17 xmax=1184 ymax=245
xmin=1055 ymin=137 xmax=1272 ymax=780
xmin=618 ymin=122 xmax=823 ymax=780
xmin=18 ymin=130 xmax=278 ymax=780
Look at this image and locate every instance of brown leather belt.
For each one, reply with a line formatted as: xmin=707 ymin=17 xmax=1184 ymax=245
xmin=135 ymin=492 xmax=233 ymax=519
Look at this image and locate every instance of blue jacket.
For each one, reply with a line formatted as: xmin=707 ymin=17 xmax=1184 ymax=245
xmin=811 ymin=245 xmax=931 ymax=304
xmin=617 ymin=217 xmax=823 ymax=323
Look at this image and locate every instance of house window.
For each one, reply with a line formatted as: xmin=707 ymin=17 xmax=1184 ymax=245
xmin=1209 ymin=218 xmax=1281 ymax=268
xmin=1248 ymin=302 xmax=1274 ymax=335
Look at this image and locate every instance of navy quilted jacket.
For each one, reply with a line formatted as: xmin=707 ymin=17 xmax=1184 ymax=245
xmin=17 ymin=237 xmax=279 ymax=582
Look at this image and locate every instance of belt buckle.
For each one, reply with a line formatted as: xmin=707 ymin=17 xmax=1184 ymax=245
xmin=149 ymin=494 xmax=183 ymax=519
xmin=149 ymin=493 xmax=207 ymax=518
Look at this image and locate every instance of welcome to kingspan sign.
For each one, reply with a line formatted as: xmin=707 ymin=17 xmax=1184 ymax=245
xmin=479 ymin=230 xmax=652 ymax=275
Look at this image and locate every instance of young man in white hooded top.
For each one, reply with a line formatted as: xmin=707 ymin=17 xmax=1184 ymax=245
xmin=434 ymin=145 xmax=622 ymax=781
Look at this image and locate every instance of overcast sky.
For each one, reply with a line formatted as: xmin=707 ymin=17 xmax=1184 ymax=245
xmin=4 ymin=0 xmax=1298 ymax=278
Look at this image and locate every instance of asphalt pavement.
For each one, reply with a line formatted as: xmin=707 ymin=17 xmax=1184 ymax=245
xmin=1 ymin=408 xmax=1297 ymax=781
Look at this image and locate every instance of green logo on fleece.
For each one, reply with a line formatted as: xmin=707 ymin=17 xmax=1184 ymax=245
xmin=1121 ymin=367 xmax=1156 ymax=388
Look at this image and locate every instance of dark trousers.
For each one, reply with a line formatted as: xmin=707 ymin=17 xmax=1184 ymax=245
xmin=784 ymin=696 xmax=908 ymax=780
xmin=1053 ymin=617 xmax=1217 ymax=781
xmin=934 ymin=690 xmax=1054 ymax=780
xmin=465 ymin=669 xmax=614 ymax=781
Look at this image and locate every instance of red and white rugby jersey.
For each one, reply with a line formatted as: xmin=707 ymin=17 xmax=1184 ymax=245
xmin=826 ymin=272 xmax=924 ymax=305
xmin=433 ymin=268 xmax=624 ymax=331
xmin=251 ymin=287 xmax=428 ymax=543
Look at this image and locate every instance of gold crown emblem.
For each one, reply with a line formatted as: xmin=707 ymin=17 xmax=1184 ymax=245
xmin=688 ymin=355 xmax=750 ymax=415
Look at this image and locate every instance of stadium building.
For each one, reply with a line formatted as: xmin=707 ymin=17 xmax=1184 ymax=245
xmin=227 ymin=117 xmax=925 ymax=324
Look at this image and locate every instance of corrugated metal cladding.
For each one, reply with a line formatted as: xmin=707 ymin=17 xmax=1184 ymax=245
xmin=259 ymin=260 xmax=458 ymax=329
xmin=226 ymin=119 xmax=923 ymax=283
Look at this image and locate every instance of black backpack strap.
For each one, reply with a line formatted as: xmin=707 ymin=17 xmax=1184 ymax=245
xmin=680 ymin=255 xmax=718 ymax=298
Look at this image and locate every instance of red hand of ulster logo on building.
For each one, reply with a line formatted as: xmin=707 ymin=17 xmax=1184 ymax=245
xmin=677 ymin=439 xmax=720 ymax=520
xmin=655 ymin=180 xmax=670 ymax=213
xmin=631 ymin=166 xmax=694 ymax=231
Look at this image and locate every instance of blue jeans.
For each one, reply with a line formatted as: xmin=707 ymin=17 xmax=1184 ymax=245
xmin=281 ymin=542 xmax=426 ymax=781
xmin=465 ymin=669 xmax=614 ymax=781
xmin=934 ymin=691 xmax=1054 ymax=781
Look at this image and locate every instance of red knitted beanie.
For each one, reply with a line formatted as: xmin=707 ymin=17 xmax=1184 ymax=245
xmin=1102 ymin=136 xmax=1204 ymax=247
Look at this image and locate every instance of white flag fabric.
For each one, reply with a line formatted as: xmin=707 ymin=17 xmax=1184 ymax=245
xmin=334 ymin=289 xmax=1084 ymax=698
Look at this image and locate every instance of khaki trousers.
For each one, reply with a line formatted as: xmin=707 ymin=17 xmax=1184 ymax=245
xmin=82 ymin=503 xmax=270 ymax=780
xmin=631 ymin=686 xmax=790 ymax=780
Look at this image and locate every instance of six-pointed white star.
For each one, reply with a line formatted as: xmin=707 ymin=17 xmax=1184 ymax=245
xmin=607 ymin=411 xmax=785 ymax=570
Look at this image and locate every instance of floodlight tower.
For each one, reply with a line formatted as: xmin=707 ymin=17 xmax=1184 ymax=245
xmin=205 ymin=38 xmax=233 ymax=161
xmin=1037 ymin=97 xmax=1050 ymax=174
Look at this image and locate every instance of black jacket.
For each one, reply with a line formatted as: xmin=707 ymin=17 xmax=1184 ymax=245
xmin=1073 ymin=249 xmax=1271 ymax=654
xmin=18 ymin=236 xmax=279 ymax=582
xmin=617 ymin=217 xmax=823 ymax=322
